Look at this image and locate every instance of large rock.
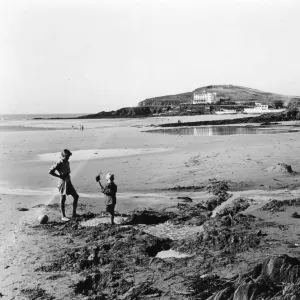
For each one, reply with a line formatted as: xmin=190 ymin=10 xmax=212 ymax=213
xmin=265 ymin=163 xmax=294 ymax=174
xmin=207 ymin=255 xmax=300 ymax=300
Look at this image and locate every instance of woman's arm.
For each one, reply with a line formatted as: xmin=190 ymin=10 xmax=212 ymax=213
xmin=49 ymin=169 xmax=62 ymax=179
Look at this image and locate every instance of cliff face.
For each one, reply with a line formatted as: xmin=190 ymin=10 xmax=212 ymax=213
xmin=138 ymin=85 xmax=297 ymax=107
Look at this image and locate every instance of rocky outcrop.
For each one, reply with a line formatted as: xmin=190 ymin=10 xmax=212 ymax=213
xmin=158 ymin=110 xmax=300 ymax=127
xmin=262 ymin=198 xmax=300 ymax=212
xmin=204 ymin=255 xmax=300 ymax=300
xmin=265 ymin=163 xmax=295 ymax=174
xmin=76 ymin=107 xmax=153 ymax=119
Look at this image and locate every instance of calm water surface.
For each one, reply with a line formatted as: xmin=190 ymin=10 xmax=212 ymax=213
xmin=146 ymin=126 xmax=299 ymax=136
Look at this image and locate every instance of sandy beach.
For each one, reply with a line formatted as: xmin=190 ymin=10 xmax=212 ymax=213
xmin=1 ymin=114 xmax=300 ymax=299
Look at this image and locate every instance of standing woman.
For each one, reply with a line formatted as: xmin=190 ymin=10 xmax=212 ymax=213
xmin=49 ymin=149 xmax=79 ymax=221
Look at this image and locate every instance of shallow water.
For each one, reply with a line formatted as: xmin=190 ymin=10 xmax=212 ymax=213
xmin=156 ymin=249 xmax=191 ymax=258
xmin=146 ymin=126 xmax=299 ymax=136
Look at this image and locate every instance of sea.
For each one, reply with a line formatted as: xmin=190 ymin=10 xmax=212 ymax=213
xmin=0 ymin=113 xmax=89 ymax=121
xmin=0 ymin=113 xmax=169 ymax=132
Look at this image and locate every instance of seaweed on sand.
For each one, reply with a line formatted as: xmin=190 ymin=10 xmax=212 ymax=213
xmin=205 ymin=179 xmax=232 ymax=211
xmin=20 ymin=288 xmax=55 ymax=300
xmin=262 ymin=198 xmax=300 ymax=212
xmin=187 ymin=255 xmax=300 ymax=300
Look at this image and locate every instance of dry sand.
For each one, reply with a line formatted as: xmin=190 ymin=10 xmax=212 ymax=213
xmin=1 ymin=114 xmax=300 ymax=299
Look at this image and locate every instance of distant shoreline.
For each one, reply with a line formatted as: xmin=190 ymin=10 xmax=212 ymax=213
xmin=157 ymin=112 xmax=297 ymax=127
xmin=32 ymin=115 xmax=149 ymax=120
xmin=32 ymin=111 xmax=297 ymax=127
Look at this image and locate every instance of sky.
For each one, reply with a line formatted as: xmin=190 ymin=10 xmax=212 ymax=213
xmin=0 ymin=0 xmax=300 ymax=114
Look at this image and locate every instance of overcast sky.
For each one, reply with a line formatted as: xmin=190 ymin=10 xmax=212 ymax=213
xmin=0 ymin=0 xmax=300 ymax=114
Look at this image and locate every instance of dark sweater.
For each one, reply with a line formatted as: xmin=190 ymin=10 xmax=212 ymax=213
xmin=101 ymin=182 xmax=117 ymax=205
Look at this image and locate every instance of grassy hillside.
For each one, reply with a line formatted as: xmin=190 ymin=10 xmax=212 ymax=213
xmin=138 ymin=92 xmax=192 ymax=107
xmin=138 ymin=85 xmax=298 ymax=107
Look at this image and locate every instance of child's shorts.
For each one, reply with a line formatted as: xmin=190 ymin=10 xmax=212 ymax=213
xmin=106 ymin=204 xmax=115 ymax=214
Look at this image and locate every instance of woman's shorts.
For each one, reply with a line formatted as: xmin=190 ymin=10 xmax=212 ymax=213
xmin=58 ymin=180 xmax=77 ymax=196
xmin=106 ymin=204 xmax=115 ymax=214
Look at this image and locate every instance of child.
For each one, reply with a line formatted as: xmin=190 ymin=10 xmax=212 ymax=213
xmin=96 ymin=173 xmax=117 ymax=225
xmin=49 ymin=149 xmax=79 ymax=221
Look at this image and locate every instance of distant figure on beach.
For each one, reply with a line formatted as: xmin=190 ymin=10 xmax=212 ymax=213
xmin=49 ymin=149 xmax=79 ymax=222
xmin=96 ymin=173 xmax=117 ymax=225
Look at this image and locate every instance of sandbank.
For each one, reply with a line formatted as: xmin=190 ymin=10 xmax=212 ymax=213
xmin=38 ymin=148 xmax=171 ymax=162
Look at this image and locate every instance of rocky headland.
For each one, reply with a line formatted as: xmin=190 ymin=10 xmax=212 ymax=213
xmin=33 ymin=85 xmax=300 ymax=120
xmin=138 ymin=85 xmax=296 ymax=107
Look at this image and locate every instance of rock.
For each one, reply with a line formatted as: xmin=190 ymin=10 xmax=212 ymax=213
xmin=206 ymin=193 xmax=232 ymax=211
xmin=87 ymin=254 xmax=95 ymax=261
xmin=259 ymin=255 xmax=300 ymax=283
xmin=203 ymin=232 xmax=210 ymax=241
xmin=217 ymin=197 xmax=251 ymax=217
xmin=265 ymin=163 xmax=294 ymax=173
xmin=206 ymin=287 xmax=235 ymax=300
xmin=118 ymin=282 xmax=149 ymax=300
xmin=17 ymin=208 xmax=28 ymax=211
xmin=221 ymin=215 xmax=232 ymax=226
xmin=38 ymin=214 xmax=49 ymax=224
xmin=292 ymin=212 xmax=300 ymax=218
xmin=190 ymin=255 xmax=300 ymax=300
xmin=262 ymin=199 xmax=300 ymax=212
xmin=188 ymin=216 xmax=208 ymax=226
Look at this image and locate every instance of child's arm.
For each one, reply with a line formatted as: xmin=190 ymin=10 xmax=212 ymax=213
xmin=96 ymin=175 xmax=102 ymax=186
xmin=96 ymin=175 xmax=107 ymax=193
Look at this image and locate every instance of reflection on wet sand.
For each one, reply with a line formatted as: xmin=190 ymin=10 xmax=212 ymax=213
xmin=147 ymin=126 xmax=299 ymax=136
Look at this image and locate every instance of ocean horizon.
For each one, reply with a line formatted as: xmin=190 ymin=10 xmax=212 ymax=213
xmin=0 ymin=113 xmax=91 ymax=121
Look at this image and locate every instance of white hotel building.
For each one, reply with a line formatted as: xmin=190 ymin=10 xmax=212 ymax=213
xmin=193 ymin=91 xmax=217 ymax=104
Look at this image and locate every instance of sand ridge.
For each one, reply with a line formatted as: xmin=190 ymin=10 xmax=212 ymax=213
xmin=38 ymin=148 xmax=171 ymax=162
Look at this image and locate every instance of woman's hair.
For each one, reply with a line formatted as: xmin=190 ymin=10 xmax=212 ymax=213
xmin=61 ymin=149 xmax=72 ymax=157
